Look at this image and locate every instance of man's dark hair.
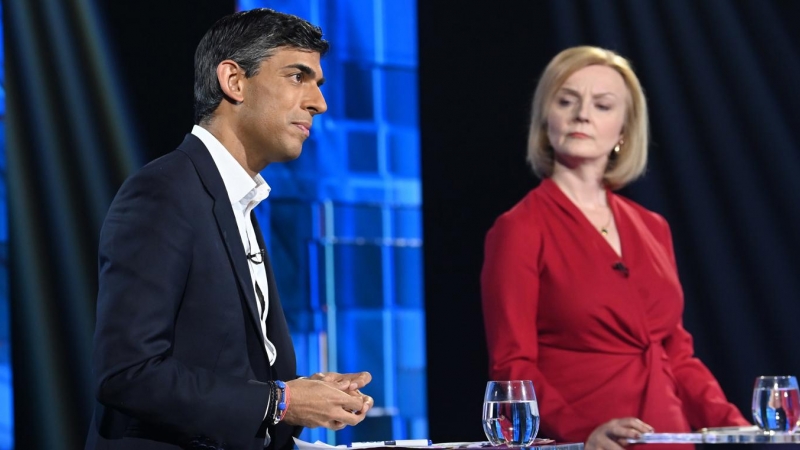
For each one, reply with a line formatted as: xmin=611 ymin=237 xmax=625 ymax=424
xmin=193 ymin=8 xmax=329 ymax=124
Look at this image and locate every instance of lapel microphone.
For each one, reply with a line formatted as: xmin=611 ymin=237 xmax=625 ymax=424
xmin=612 ymin=261 xmax=629 ymax=278
xmin=247 ymin=248 xmax=266 ymax=264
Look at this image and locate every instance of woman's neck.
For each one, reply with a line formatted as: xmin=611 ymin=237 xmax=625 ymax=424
xmin=551 ymin=165 xmax=607 ymax=209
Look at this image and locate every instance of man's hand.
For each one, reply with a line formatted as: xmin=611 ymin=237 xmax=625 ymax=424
xmin=585 ymin=418 xmax=653 ymax=450
xmin=309 ymin=371 xmax=372 ymax=391
xmin=308 ymin=371 xmax=374 ymax=416
xmin=283 ymin=378 xmax=372 ymax=430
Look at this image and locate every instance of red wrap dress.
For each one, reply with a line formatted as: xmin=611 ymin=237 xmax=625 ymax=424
xmin=481 ymin=178 xmax=747 ymax=442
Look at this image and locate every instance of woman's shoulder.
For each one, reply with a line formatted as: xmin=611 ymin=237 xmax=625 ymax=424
xmin=612 ymin=193 xmax=669 ymax=230
xmin=488 ymin=186 xmax=549 ymax=235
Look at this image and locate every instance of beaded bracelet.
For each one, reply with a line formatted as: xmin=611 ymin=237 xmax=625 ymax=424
xmin=278 ymin=381 xmax=291 ymax=423
xmin=272 ymin=380 xmax=289 ymax=425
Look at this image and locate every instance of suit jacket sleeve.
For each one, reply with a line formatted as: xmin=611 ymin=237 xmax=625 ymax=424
xmin=481 ymin=213 xmax=596 ymax=441
xmin=93 ymin=163 xmax=270 ymax=448
xmin=658 ymin=217 xmax=749 ymax=428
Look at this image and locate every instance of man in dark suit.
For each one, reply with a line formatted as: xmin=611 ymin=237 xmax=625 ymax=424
xmin=86 ymin=8 xmax=373 ymax=450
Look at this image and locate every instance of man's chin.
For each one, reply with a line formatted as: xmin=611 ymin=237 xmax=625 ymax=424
xmin=283 ymin=148 xmax=303 ymax=162
xmin=277 ymin=147 xmax=303 ymax=163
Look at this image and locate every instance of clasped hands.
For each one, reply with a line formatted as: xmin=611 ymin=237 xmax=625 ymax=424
xmin=284 ymin=371 xmax=374 ymax=430
xmin=585 ymin=417 xmax=654 ymax=450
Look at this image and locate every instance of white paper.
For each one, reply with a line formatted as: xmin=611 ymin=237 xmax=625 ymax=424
xmin=294 ymin=437 xmax=338 ymax=450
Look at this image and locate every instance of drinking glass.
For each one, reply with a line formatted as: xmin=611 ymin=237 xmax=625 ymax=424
xmin=752 ymin=375 xmax=800 ymax=432
xmin=482 ymin=380 xmax=540 ymax=446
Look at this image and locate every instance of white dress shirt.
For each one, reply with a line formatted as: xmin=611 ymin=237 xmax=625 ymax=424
xmin=191 ymin=125 xmax=277 ymax=365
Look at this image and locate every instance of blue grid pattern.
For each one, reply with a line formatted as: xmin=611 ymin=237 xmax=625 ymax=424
xmin=0 ymin=0 xmax=13 ymax=447
xmin=238 ymin=0 xmax=425 ymax=445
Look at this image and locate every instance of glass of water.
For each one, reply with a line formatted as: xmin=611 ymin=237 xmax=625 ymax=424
xmin=752 ymin=375 xmax=800 ymax=432
xmin=482 ymin=380 xmax=540 ymax=446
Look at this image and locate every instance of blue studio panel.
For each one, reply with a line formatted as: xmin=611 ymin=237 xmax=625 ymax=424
xmin=0 ymin=0 xmax=13 ymax=448
xmin=238 ymin=0 xmax=425 ymax=445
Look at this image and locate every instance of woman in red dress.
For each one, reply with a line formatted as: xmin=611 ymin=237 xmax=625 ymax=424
xmin=481 ymin=46 xmax=748 ymax=450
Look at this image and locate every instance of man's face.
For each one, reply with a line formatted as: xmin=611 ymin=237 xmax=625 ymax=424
xmin=237 ymin=47 xmax=327 ymax=165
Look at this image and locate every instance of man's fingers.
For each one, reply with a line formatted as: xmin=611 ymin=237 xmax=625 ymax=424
xmin=327 ymin=420 xmax=347 ymax=430
xmin=352 ymin=371 xmax=372 ymax=387
xmin=360 ymin=395 xmax=374 ymax=414
xmin=311 ymin=371 xmax=372 ymax=390
xmin=335 ymin=371 xmax=371 ymax=390
xmin=317 ymin=381 xmax=366 ymax=410
xmin=312 ymin=372 xmax=338 ymax=383
xmin=284 ymin=377 xmax=373 ymax=430
xmin=354 ymin=394 xmax=374 ymax=415
xmin=339 ymin=391 xmax=367 ymax=412
xmin=331 ymin=408 xmax=366 ymax=426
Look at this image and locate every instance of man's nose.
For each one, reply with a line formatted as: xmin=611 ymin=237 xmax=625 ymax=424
xmin=307 ymin=86 xmax=328 ymax=115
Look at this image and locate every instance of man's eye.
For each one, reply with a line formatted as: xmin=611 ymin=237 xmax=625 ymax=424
xmin=293 ymin=73 xmax=303 ymax=82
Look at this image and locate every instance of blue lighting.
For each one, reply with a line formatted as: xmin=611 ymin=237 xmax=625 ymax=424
xmin=237 ymin=0 xmax=425 ymax=444
xmin=0 ymin=0 xmax=13 ymax=447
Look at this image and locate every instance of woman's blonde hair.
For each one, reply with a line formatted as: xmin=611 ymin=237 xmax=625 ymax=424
xmin=527 ymin=46 xmax=649 ymax=190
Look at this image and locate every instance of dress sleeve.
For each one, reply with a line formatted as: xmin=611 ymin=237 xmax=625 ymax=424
xmin=481 ymin=212 xmax=597 ymax=441
xmin=658 ymin=217 xmax=749 ymax=428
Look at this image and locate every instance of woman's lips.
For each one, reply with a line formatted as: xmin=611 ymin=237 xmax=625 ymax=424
xmin=567 ymin=132 xmax=590 ymax=139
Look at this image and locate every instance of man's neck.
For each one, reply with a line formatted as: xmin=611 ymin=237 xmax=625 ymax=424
xmin=199 ymin=120 xmax=261 ymax=177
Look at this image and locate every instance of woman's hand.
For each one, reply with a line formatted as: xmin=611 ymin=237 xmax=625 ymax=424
xmin=585 ymin=418 xmax=654 ymax=450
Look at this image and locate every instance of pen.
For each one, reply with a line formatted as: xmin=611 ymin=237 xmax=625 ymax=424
xmin=349 ymin=439 xmax=432 ymax=448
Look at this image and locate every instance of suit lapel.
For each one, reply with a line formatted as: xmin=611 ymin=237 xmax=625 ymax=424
xmin=177 ymin=134 xmax=264 ymax=349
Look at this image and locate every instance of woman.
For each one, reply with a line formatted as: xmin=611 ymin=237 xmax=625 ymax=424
xmin=480 ymin=46 xmax=748 ymax=450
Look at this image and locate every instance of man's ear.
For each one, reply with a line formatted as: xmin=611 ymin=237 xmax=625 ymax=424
xmin=216 ymin=60 xmax=245 ymax=103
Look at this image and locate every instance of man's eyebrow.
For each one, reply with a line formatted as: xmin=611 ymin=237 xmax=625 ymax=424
xmin=283 ymin=63 xmax=326 ymax=86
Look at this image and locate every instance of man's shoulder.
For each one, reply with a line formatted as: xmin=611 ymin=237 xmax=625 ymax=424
xmin=126 ymin=135 xmax=207 ymax=187
xmin=103 ymin=138 xmax=214 ymax=229
xmin=139 ymin=148 xmax=193 ymax=177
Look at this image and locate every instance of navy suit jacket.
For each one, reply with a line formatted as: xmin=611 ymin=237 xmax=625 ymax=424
xmin=85 ymin=134 xmax=300 ymax=450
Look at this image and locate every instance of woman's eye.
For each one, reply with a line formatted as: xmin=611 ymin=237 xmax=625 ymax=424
xmin=596 ymin=104 xmax=611 ymax=111
xmin=557 ymin=98 xmax=572 ymax=107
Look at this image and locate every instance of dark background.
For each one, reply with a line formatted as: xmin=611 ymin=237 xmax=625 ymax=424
xmin=7 ymin=0 xmax=800 ymax=449
xmin=101 ymin=0 xmax=235 ymax=161
xmin=7 ymin=1 xmax=233 ymax=449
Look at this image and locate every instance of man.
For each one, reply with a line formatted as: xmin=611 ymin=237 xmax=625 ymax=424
xmin=85 ymin=8 xmax=373 ymax=450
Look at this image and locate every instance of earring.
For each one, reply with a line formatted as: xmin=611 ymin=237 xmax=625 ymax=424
xmin=613 ymin=139 xmax=623 ymax=153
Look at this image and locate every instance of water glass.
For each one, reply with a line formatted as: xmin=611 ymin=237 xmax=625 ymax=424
xmin=752 ymin=375 xmax=800 ymax=432
xmin=482 ymin=380 xmax=540 ymax=446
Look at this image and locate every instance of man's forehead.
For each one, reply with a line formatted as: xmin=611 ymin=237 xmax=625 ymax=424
xmin=265 ymin=48 xmax=322 ymax=71
xmin=270 ymin=47 xmax=322 ymax=63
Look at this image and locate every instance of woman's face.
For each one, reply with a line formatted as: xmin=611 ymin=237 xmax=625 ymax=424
xmin=546 ymin=65 xmax=629 ymax=166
